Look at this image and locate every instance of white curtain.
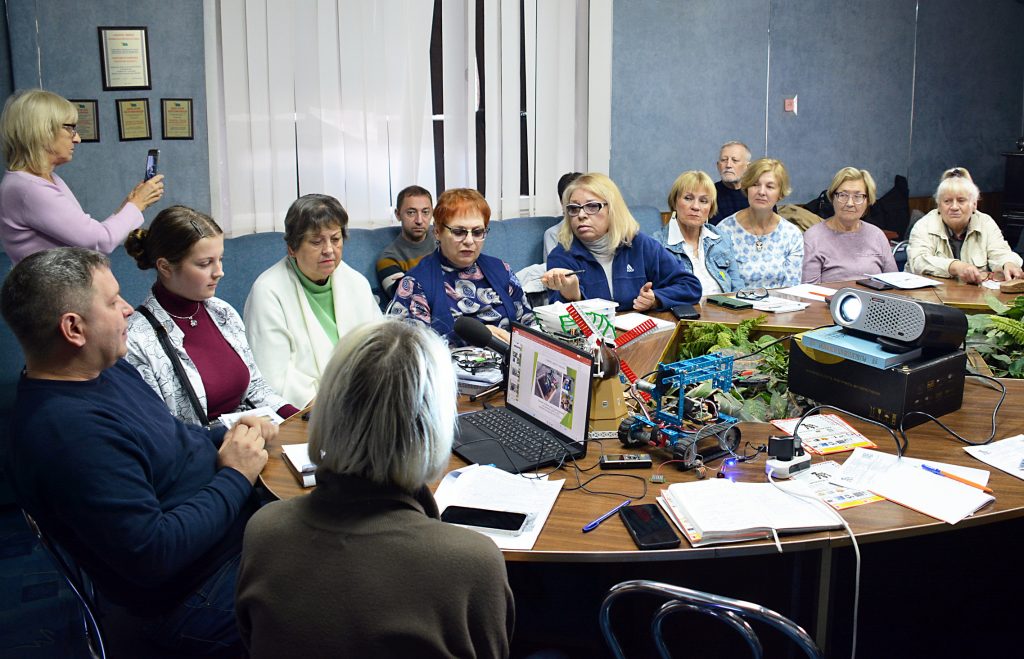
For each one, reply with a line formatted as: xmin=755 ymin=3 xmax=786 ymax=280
xmin=204 ymin=0 xmax=611 ymax=234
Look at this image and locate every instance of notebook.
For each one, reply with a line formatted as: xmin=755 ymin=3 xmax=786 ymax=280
xmin=454 ymin=322 xmax=594 ymax=473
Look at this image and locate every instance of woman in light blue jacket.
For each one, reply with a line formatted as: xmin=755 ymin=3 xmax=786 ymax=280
xmin=654 ymin=170 xmax=740 ymax=295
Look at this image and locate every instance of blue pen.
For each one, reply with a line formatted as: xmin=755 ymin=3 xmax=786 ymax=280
xmin=582 ymin=499 xmax=631 ymax=533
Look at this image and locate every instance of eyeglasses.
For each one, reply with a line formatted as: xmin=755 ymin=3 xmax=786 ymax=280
xmin=735 ymin=287 xmax=768 ymax=300
xmin=834 ymin=192 xmax=868 ymax=206
xmin=62 ymin=124 xmax=78 ymax=137
xmin=443 ymin=225 xmax=489 ymax=241
xmin=402 ymin=208 xmax=432 ymax=219
xmin=565 ymin=201 xmax=607 ymax=217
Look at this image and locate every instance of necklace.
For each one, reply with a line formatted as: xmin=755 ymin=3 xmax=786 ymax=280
xmin=755 ymin=236 xmax=765 ymax=251
xmin=165 ymin=302 xmax=201 ymax=327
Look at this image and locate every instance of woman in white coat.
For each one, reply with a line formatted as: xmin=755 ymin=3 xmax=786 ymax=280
xmin=245 ymin=194 xmax=381 ymax=407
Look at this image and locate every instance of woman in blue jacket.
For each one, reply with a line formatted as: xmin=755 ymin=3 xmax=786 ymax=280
xmin=654 ymin=170 xmax=740 ymax=294
xmin=543 ymin=172 xmax=700 ymax=311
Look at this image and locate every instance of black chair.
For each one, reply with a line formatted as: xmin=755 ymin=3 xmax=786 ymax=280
xmin=22 ymin=510 xmax=107 ymax=659
xmin=599 ymin=579 xmax=822 ymax=659
xmin=892 ymin=240 xmax=909 ymax=272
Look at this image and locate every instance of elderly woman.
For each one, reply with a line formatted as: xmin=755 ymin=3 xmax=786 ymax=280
xmin=654 ymin=170 xmax=740 ymax=295
xmin=715 ymin=158 xmax=803 ymax=289
xmin=0 ymin=89 xmax=163 ymax=263
xmin=236 ymin=319 xmax=514 ymax=657
xmin=802 ymin=167 xmax=897 ymax=284
xmin=244 ymin=194 xmax=381 ymax=407
xmin=908 ymin=168 xmax=1023 ymax=284
xmin=388 ymin=187 xmax=533 ymax=346
xmin=543 ymin=172 xmax=700 ymax=310
xmin=125 ymin=206 xmax=298 ymax=426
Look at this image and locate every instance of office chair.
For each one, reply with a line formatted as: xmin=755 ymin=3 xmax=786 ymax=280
xmin=599 ymin=579 xmax=822 ymax=659
xmin=892 ymin=240 xmax=909 ymax=271
xmin=22 ymin=510 xmax=107 ymax=659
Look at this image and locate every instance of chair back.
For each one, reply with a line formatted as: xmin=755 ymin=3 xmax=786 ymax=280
xmin=892 ymin=240 xmax=909 ymax=271
xmin=22 ymin=510 xmax=107 ymax=659
xmin=599 ymin=579 xmax=822 ymax=659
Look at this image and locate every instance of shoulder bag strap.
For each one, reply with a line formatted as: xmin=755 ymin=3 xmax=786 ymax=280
xmin=135 ymin=306 xmax=211 ymax=427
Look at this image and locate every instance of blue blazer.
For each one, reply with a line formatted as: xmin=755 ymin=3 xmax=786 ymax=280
xmin=546 ymin=232 xmax=701 ymax=311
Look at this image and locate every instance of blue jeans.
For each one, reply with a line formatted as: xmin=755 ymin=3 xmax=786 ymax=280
xmin=140 ymin=554 xmax=242 ymax=656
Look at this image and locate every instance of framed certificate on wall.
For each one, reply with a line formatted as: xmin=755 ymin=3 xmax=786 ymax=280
xmin=69 ymin=99 xmax=99 ymax=142
xmin=161 ymin=98 xmax=194 ymax=140
xmin=116 ymin=98 xmax=151 ymax=141
xmin=98 ymin=26 xmax=151 ymax=91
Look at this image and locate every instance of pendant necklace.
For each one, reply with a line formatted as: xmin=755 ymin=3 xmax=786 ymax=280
xmin=166 ymin=303 xmax=201 ymax=327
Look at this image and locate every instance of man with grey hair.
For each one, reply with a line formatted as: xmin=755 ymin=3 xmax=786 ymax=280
xmin=709 ymin=140 xmax=752 ymax=225
xmin=237 ymin=318 xmax=514 ymax=657
xmin=2 ymin=247 xmax=273 ymax=655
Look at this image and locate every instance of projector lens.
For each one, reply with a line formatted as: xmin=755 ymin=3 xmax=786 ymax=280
xmin=837 ymin=295 xmax=862 ymax=324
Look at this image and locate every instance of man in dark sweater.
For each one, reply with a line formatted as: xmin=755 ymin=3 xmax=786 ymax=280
xmin=1 ymin=247 xmax=272 ymax=656
xmin=709 ymin=140 xmax=752 ymax=225
xmin=376 ymin=184 xmax=435 ymax=299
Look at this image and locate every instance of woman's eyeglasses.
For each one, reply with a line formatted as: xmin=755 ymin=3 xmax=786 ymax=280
xmin=834 ymin=192 xmax=867 ymax=206
xmin=62 ymin=124 xmax=78 ymax=137
xmin=735 ymin=287 xmax=768 ymax=300
xmin=565 ymin=201 xmax=607 ymax=217
xmin=444 ymin=226 xmax=489 ymax=241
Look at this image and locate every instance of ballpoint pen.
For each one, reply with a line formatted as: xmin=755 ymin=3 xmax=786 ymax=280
xmin=921 ymin=464 xmax=994 ymax=494
xmin=582 ymin=499 xmax=631 ymax=533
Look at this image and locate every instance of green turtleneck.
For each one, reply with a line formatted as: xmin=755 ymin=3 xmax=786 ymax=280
xmin=288 ymin=258 xmax=339 ymax=344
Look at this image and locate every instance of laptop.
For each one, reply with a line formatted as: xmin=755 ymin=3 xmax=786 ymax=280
xmin=454 ymin=322 xmax=595 ymax=473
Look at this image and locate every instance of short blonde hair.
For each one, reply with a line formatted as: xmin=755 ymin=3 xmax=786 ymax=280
xmin=667 ymin=170 xmax=718 ymax=220
xmin=738 ymin=158 xmax=792 ymax=201
xmin=308 ymin=318 xmax=457 ymax=492
xmin=557 ymin=173 xmax=640 ymax=249
xmin=0 ymin=89 xmax=77 ymax=173
xmin=935 ymin=175 xmax=980 ymax=206
xmin=827 ymin=167 xmax=877 ymax=206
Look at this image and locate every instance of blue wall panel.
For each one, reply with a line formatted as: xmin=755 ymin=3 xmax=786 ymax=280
xmin=5 ymin=0 xmax=209 ymax=226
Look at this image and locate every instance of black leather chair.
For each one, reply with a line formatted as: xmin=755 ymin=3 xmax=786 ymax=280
xmin=599 ymin=579 xmax=822 ymax=659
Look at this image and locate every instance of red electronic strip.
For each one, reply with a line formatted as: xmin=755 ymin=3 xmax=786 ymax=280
xmin=616 ymin=318 xmax=657 ymax=347
xmin=564 ymin=303 xmax=651 ymax=402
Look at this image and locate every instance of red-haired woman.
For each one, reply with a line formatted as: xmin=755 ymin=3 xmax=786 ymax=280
xmin=386 ymin=188 xmax=533 ymax=346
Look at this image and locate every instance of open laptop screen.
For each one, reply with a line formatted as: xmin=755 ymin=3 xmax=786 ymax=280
xmin=506 ymin=323 xmax=594 ymax=447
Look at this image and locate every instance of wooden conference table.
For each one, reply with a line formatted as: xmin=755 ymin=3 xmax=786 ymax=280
xmin=258 ymin=280 xmax=1024 ymax=652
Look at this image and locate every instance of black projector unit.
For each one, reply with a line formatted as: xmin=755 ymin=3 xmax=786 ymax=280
xmin=788 ymin=337 xmax=966 ymax=429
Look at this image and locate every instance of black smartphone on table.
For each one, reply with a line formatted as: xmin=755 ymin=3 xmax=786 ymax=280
xmin=671 ymin=303 xmax=700 ymax=320
xmin=619 ymin=503 xmax=680 ymax=550
xmin=145 ymin=149 xmax=160 ymax=180
xmin=440 ymin=505 xmax=529 ymax=536
xmin=857 ymin=278 xmax=894 ymax=291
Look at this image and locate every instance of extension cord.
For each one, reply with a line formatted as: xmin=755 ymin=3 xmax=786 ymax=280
xmin=765 ymin=453 xmax=811 ymax=479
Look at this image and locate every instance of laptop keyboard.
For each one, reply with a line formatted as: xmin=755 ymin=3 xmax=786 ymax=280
xmin=465 ymin=408 xmax=567 ymax=465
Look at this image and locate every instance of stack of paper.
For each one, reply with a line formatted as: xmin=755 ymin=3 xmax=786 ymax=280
xmin=613 ymin=312 xmax=675 ymax=333
xmin=533 ymin=298 xmax=618 ymax=339
xmin=964 ymin=434 xmax=1024 ymax=480
xmin=433 ymin=464 xmax=564 ymax=550
xmin=867 ymin=272 xmax=941 ymax=289
xmin=790 ymin=460 xmax=883 ymax=510
xmin=773 ymin=284 xmax=838 ymax=303
xmin=832 ymin=448 xmax=993 ymax=524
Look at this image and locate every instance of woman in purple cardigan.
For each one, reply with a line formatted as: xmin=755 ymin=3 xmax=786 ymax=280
xmin=0 ymin=89 xmax=164 ymax=263
xmin=801 ymin=167 xmax=896 ymax=284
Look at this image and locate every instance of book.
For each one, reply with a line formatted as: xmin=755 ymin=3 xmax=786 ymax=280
xmin=773 ymin=284 xmax=838 ymax=303
xmin=800 ymin=325 xmax=922 ymax=369
xmin=657 ymin=479 xmax=842 ymax=548
xmin=281 ymin=443 xmax=316 ymax=488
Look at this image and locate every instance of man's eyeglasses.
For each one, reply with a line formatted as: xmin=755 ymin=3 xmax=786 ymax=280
xmin=735 ymin=287 xmax=768 ymax=300
xmin=565 ymin=201 xmax=607 ymax=217
xmin=834 ymin=192 xmax=867 ymax=206
xmin=444 ymin=226 xmax=489 ymax=241
xmin=62 ymin=124 xmax=78 ymax=137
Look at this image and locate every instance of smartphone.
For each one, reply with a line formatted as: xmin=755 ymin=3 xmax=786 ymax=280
xmin=857 ymin=278 xmax=894 ymax=291
xmin=671 ymin=303 xmax=700 ymax=320
xmin=145 ymin=149 xmax=160 ymax=180
xmin=440 ymin=505 xmax=529 ymax=536
xmin=707 ymin=295 xmax=753 ymax=310
xmin=619 ymin=504 xmax=680 ymax=550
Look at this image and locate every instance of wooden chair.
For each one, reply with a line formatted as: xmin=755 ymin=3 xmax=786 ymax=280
xmin=599 ymin=579 xmax=822 ymax=659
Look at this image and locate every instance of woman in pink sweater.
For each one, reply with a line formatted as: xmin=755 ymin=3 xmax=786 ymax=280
xmin=0 ymin=89 xmax=164 ymax=263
